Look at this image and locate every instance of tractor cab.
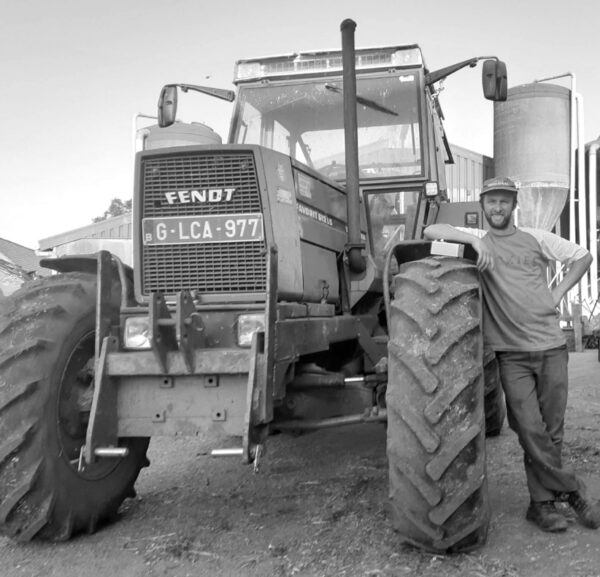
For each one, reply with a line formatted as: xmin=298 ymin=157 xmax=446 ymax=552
xmin=228 ymin=46 xmax=431 ymax=268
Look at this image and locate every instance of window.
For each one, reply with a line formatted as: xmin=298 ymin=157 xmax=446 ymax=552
xmin=233 ymin=73 xmax=423 ymax=180
xmin=366 ymin=189 xmax=421 ymax=268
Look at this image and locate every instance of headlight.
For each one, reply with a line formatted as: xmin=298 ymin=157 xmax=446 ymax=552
xmin=124 ymin=316 xmax=151 ymax=349
xmin=425 ymin=182 xmax=439 ymax=197
xmin=237 ymin=313 xmax=265 ymax=347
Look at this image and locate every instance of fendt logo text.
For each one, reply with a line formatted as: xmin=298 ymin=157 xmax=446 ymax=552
xmin=164 ymin=188 xmax=236 ymax=204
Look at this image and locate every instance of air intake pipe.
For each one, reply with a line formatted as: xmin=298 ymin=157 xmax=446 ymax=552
xmin=341 ymin=19 xmax=366 ymax=274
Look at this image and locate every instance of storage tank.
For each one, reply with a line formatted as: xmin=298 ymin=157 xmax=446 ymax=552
xmin=494 ymin=83 xmax=571 ymax=230
xmin=141 ymin=121 xmax=222 ymax=150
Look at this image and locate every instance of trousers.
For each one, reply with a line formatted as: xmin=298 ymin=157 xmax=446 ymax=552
xmin=496 ymin=346 xmax=583 ymax=501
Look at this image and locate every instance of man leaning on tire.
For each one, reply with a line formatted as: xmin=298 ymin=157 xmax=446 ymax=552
xmin=424 ymin=176 xmax=599 ymax=533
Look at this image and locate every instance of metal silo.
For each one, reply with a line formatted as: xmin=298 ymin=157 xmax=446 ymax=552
xmin=493 ymin=83 xmax=571 ymax=230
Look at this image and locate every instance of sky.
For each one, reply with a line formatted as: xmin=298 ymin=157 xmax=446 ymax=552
xmin=2 ymin=0 xmax=599 ymax=249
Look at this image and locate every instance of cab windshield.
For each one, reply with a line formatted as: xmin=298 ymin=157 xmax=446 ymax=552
xmin=231 ymin=73 xmax=423 ymax=180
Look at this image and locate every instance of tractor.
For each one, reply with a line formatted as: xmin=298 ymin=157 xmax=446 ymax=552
xmin=0 ymin=20 xmax=507 ymax=552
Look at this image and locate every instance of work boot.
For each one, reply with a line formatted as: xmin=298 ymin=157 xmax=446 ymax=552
xmin=566 ymin=492 xmax=600 ymax=529
xmin=526 ymin=501 xmax=568 ymax=533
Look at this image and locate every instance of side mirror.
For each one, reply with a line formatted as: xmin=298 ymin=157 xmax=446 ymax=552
xmin=158 ymin=85 xmax=178 ymax=128
xmin=482 ymin=60 xmax=507 ymax=102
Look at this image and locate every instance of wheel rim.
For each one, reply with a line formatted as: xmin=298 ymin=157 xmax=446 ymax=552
xmin=57 ymin=329 xmax=121 ymax=480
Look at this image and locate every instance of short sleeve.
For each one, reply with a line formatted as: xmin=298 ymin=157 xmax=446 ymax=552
xmin=521 ymin=227 xmax=589 ymax=266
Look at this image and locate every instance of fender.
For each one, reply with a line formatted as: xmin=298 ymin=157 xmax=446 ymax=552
xmin=41 ymin=254 xmax=100 ymax=275
xmin=41 ymin=253 xmax=136 ymax=310
xmin=391 ymin=240 xmax=477 ymax=268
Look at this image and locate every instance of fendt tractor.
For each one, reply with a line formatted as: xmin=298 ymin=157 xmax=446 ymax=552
xmin=0 ymin=20 xmax=507 ymax=552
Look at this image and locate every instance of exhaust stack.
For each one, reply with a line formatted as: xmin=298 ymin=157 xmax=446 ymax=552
xmin=340 ymin=19 xmax=366 ymax=274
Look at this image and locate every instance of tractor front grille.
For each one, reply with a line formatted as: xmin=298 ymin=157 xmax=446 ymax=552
xmin=139 ymin=150 xmax=267 ymax=295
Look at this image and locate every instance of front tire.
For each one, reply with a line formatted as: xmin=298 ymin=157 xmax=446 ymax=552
xmin=0 ymin=273 xmax=149 ymax=541
xmin=386 ymin=257 xmax=489 ymax=553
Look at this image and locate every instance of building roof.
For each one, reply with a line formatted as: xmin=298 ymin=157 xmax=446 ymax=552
xmin=0 ymin=258 xmax=32 ymax=297
xmin=0 ymin=238 xmax=50 ymax=276
xmin=39 ymin=213 xmax=132 ymax=251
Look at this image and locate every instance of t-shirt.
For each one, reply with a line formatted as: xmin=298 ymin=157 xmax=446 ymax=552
xmin=456 ymin=227 xmax=588 ymax=352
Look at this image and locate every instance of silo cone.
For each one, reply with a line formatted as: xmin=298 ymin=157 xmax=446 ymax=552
xmin=494 ymin=84 xmax=570 ymax=230
xmin=516 ymin=183 xmax=569 ymax=230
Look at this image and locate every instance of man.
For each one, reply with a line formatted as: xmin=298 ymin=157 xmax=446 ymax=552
xmin=424 ymin=176 xmax=598 ymax=533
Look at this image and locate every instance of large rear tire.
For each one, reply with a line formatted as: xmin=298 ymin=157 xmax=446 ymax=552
xmin=386 ymin=257 xmax=489 ymax=553
xmin=0 ymin=273 xmax=149 ymax=541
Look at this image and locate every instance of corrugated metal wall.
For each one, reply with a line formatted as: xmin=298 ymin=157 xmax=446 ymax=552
xmin=445 ymin=144 xmax=493 ymax=202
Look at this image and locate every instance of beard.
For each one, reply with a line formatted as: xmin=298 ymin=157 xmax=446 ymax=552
xmin=485 ymin=212 xmax=512 ymax=230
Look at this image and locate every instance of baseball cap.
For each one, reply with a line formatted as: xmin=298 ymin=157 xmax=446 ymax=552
xmin=480 ymin=176 xmax=518 ymax=197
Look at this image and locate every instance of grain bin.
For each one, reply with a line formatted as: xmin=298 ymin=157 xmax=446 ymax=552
xmin=494 ymin=83 xmax=570 ymax=230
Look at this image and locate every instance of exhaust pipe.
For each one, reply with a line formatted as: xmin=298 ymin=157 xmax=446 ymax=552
xmin=341 ymin=19 xmax=366 ymax=274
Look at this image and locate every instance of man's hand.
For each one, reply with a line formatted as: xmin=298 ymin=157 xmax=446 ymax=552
xmin=550 ymin=253 xmax=593 ymax=308
xmin=473 ymin=237 xmax=495 ymax=272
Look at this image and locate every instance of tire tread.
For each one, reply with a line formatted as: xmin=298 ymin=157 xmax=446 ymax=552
xmin=386 ymin=256 xmax=489 ymax=553
xmin=0 ymin=273 xmax=148 ymax=541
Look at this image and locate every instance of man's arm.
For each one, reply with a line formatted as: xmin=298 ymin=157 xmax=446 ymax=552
xmin=551 ymin=252 xmax=593 ymax=307
xmin=522 ymin=228 xmax=593 ymax=307
xmin=423 ymin=223 xmax=495 ymax=271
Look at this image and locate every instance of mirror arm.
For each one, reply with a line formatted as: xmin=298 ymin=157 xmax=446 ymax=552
xmin=179 ymin=84 xmax=236 ymax=102
xmin=426 ymin=56 xmax=499 ymax=87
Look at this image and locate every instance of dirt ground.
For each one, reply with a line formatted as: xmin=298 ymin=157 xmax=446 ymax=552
xmin=1 ymin=351 xmax=600 ymax=577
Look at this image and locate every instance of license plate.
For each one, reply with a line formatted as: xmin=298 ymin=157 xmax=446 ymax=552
xmin=142 ymin=213 xmax=264 ymax=245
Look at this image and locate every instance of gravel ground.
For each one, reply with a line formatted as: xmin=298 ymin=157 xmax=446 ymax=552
xmin=1 ymin=351 xmax=599 ymax=577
